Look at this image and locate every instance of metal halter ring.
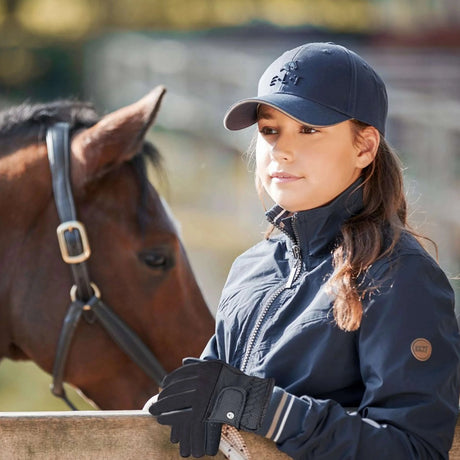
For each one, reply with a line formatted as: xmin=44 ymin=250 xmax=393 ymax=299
xmin=70 ymin=282 xmax=101 ymax=310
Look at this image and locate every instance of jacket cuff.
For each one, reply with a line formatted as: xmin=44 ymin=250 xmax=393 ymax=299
xmin=254 ymin=386 xmax=295 ymax=440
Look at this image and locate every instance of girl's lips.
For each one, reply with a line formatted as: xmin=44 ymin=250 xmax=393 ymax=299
xmin=270 ymin=172 xmax=302 ymax=183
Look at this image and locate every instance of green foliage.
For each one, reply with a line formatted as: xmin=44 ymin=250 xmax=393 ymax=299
xmin=0 ymin=359 xmax=95 ymax=411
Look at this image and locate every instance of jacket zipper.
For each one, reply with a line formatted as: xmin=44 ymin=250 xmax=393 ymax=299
xmin=240 ymin=214 xmax=302 ymax=373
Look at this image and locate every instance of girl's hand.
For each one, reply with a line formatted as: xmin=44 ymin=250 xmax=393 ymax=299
xmin=148 ymin=359 xmax=274 ymax=457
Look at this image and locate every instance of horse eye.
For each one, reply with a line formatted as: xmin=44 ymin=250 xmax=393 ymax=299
xmin=139 ymin=251 xmax=171 ymax=270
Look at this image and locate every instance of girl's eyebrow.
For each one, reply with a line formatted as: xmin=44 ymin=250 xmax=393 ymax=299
xmin=257 ymin=111 xmax=273 ymax=120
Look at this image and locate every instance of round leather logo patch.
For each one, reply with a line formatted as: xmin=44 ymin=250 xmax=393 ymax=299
xmin=411 ymin=338 xmax=432 ymax=361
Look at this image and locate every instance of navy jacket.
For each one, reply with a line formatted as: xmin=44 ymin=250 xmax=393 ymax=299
xmin=201 ymin=183 xmax=460 ymax=459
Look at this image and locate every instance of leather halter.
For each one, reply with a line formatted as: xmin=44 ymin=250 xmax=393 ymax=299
xmin=46 ymin=122 xmax=166 ymax=410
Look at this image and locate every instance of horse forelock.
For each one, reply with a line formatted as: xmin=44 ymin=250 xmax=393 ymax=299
xmin=0 ymin=99 xmax=163 ymax=175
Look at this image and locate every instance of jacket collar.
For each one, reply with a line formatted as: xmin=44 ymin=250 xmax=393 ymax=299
xmin=265 ymin=178 xmax=364 ymax=264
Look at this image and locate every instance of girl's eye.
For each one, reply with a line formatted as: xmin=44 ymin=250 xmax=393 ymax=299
xmin=259 ymin=126 xmax=278 ymax=135
xmin=300 ymin=126 xmax=319 ymax=134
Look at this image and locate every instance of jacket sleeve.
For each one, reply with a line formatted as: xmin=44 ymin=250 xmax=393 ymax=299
xmin=200 ymin=334 xmax=220 ymax=360
xmin=254 ymin=253 xmax=460 ymax=459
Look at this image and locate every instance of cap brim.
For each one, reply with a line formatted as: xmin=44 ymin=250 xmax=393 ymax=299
xmin=223 ymin=93 xmax=350 ymax=131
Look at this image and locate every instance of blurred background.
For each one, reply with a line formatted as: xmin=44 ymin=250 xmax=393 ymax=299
xmin=0 ymin=0 xmax=459 ymax=410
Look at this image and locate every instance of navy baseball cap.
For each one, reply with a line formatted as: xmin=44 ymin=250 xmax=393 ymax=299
xmin=224 ymin=42 xmax=388 ymax=135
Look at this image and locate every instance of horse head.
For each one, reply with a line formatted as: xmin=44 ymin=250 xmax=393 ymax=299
xmin=0 ymin=87 xmax=214 ymax=409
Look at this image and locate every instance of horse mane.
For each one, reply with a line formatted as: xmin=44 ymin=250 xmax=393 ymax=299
xmin=0 ymin=100 xmax=100 ymax=140
xmin=0 ymin=99 xmax=163 ymax=174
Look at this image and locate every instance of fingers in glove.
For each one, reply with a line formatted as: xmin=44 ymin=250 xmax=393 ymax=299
xmin=161 ymin=360 xmax=224 ymax=387
xmin=149 ymin=390 xmax=195 ymax=416
xmin=190 ymin=420 xmax=208 ymax=458
xmin=170 ymin=423 xmax=181 ymax=444
xmin=159 ymin=379 xmax=200 ymax=402
xmin=205 ymin=422 xmax=223 ymax=456
xmin=161 ymin=363 xmax=204 ymax=387
xmin=179 ymin=425 xmax=192 ymax=458
xmin=156 ymin=407 xmax=192 ymax=426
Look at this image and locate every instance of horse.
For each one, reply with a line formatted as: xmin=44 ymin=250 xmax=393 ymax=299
xmin=0 ymin=86 xmax=215 ymax=410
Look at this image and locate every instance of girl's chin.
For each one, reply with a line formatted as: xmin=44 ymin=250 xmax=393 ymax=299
xmin=269 ymin=191 xmax=309 ymax=211
xmin=275 ymin=199 xmax=326 ymax=212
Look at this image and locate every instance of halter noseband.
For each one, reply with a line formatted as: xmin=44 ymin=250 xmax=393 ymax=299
xmin=46 ymin=122 xmax=166 ymax=410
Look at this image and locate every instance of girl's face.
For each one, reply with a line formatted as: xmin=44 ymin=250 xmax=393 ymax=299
xmin=256 ymin=105 xmax=372 ymax=212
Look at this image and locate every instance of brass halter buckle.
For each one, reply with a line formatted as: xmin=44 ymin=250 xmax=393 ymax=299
xmin=56 ymin=220 xmax=91 ymax=264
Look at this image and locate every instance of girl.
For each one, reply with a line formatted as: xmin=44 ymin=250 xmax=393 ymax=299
xmin=147 ymin=42 xmax=460 ymax=459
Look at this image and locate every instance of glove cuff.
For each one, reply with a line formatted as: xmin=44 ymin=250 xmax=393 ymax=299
xmin=208 ymin=377 xmax=275 ymax=431
xmin=241 ymin=376 xmax=275 ymax=430
xmin=208 ymin=386 xmax=246 ymax=426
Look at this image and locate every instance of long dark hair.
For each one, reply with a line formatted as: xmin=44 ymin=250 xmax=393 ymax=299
xmin=325 ymin=121 xmax=408 ymax=330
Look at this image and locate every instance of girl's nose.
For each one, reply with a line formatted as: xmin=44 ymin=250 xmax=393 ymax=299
xmin=272 ymin=136 xmax=294 ymax=161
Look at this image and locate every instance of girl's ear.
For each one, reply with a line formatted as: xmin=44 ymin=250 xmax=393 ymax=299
xmin=355 ymin=126 xmax=380 ymax=169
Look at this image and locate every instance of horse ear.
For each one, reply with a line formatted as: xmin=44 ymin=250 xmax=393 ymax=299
xmin=71 ymin=85 xmax=166 ymax=186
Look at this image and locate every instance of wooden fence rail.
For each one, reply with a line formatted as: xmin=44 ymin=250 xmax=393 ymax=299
xmin=0 ymin=410 xmax=459 ymax=459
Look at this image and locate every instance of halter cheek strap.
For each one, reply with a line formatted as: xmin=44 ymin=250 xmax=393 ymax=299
xmin=46 ymin=122 xmax=166 ymax=410
xmin=47 ymin=122 xmax=94 ymax=303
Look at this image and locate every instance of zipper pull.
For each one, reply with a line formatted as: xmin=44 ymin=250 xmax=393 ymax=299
xmin=286 ymin=265 xmax=297 ymax=288
xmin=292 ymin=244 xmax=301 ymax=259
xmin=286 ymin=245 xmax=300 ymax=288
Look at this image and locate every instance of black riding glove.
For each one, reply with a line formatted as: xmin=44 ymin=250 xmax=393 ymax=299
xmin=148 ymin=359 xmax=275 ymax=458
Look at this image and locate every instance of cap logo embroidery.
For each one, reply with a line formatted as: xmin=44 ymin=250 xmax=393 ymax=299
xmin=270 ymin=60 xmax=302 ymax=87
xmin=411 ymin=338 xmax=432 ymax=362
